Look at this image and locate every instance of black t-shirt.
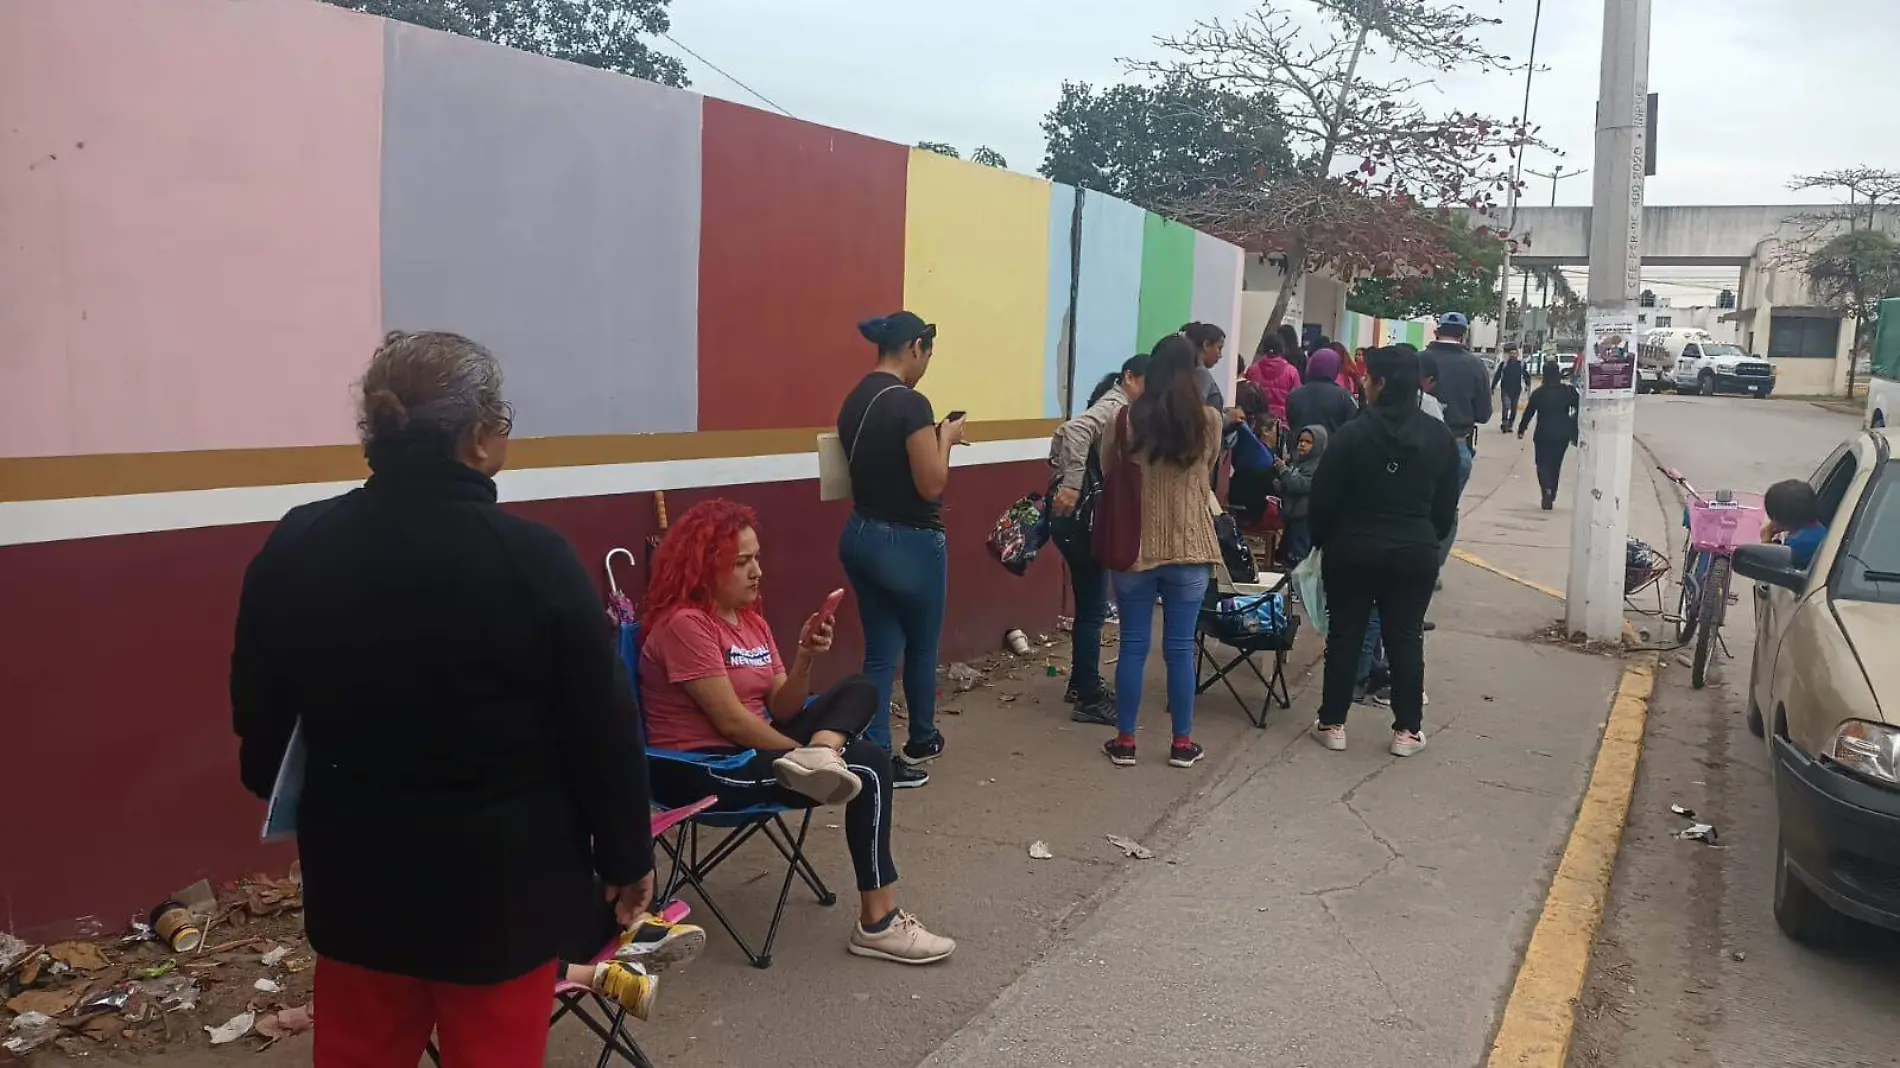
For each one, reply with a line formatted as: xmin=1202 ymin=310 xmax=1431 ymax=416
xmin=837 ymin=372 xmax=940 ymax=530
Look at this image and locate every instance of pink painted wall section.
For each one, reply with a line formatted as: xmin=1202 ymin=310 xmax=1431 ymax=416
xmin=0 ymin=0 xmax=385 ymax=460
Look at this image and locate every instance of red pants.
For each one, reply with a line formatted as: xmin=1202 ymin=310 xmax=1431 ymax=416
xmin=314 ymin=957 xmax=557 ymax=1068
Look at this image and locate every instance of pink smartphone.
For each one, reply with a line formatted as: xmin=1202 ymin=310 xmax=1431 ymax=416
xmin=818 ymin=588 xmax=846 ymax=624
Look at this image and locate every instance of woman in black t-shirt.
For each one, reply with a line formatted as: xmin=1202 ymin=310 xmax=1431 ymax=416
xmin=836 ymin=312 xmax=963 ymax=788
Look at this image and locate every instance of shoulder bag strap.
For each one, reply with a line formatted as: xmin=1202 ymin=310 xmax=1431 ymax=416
xmin=846 ymin=384 xmax=906 ymax=473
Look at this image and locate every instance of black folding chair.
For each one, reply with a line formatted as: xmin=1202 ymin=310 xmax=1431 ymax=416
xmin=1195 ymin=588 xmax=1300 ymax=729
xmin=619 ymin=621 xmax=836 ymax=970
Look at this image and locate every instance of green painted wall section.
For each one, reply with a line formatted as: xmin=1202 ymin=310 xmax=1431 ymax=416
xmin=1136 ymin=213 xmax=1197 ymax=351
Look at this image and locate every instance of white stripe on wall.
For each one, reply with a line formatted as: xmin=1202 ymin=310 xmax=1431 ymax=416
xmin=0 ymin=438 xmax=1051 ymax=548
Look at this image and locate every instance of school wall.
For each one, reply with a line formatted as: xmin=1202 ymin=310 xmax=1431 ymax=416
xmin=0 ymin=0 xmax=1244 ymax=934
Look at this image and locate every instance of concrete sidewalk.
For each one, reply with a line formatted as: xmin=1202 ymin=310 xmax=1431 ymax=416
xmin=923 ymin=435 xmax=1641 ymax=1068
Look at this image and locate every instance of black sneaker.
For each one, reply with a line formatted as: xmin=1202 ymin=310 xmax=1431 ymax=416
xmin=1423 ymin=620 xmax=1437 ymax=632
xmin=1071 ymin=700 xmax=1116 ymax=726
xmin=1168 ymin=741 xmax=1206 ymax=768
xmin=898 ymin=732 xmax=944 ymax=767
xmin=1063 ymin=680 xmax=1114 ymax=706
xmin=1103 ymin=738 xmax=1137 ymax=766
xmin=892 ymin=764 xmax=930 ymax=789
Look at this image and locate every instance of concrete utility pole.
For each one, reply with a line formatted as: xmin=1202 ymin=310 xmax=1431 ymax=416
xmin=1567 ymin=0 xmax=1651 ymax=641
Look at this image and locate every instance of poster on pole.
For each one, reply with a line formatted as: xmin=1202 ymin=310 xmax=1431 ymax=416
xmin=1583 ymin=311 xmax=1639 ymax=396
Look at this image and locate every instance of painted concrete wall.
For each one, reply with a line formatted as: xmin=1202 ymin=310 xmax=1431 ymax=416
xmin=0 ymin=0 xmax=1246 ymax=933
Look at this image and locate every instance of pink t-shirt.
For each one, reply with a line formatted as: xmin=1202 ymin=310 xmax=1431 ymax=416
xmin=639 ymin=607 xmax=783 ymax=752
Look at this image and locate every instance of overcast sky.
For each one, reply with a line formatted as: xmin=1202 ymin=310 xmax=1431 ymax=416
xmin=663 ymin=0 xmax=1900 ymax=298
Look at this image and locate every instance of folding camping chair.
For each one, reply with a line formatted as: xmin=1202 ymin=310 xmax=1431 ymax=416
xmin=1194 ymin=584 xmax=1300 ymax=729
xmin=618 ymin=621 xmax=836 ymax=970
xmin=421 ymin=881 xmax=706 ymax=1068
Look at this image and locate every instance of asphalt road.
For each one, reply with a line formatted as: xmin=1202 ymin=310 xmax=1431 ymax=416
xmin=1570 ymin=395 xmax=1900 ymax=1068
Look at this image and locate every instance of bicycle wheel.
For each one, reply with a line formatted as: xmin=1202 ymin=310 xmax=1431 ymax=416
xmin=1674 ymin=552 xmax=1702 ymax=645
xmin=1691 ymin=556 xmax=1730 ymax=690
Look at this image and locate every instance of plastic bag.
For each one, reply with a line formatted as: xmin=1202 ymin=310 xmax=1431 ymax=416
xmin=1291 ymin=549 xmax=1327 ymax=636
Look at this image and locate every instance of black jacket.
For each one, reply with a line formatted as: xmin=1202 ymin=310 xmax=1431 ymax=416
xmin=1517 ymin=382 xmax=1581 ymax=443
xmin=1284 ymin=380 xmax=1360 ymax=439
xmin=1493 ymin=357 xmax=1532 ymax=396
xmin=232 ymin=449 xmax=650 ymax=984
xmin=1424 ymin=340 xmax=1494 ymax=434
xmin=1308 ymin=401 xmax=1461 ymax=562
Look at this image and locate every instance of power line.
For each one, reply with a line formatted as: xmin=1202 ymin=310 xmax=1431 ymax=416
xmin=661 ymin=32 xmax=795 ymax=119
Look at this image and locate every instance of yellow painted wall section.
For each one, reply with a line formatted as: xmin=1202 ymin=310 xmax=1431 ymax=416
xmin=902 ymin=150 xmax=1051 ymax=420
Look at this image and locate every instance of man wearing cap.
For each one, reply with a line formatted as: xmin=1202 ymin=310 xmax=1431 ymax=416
xmin=1422 ymin=312 xmax=1492 ymax=569
xmin=1493 ymin=343 xmax=1531 ymax=433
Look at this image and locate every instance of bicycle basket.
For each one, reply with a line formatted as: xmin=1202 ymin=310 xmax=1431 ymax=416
xmin=1687 ymin=496 xmax=1765 ymax=554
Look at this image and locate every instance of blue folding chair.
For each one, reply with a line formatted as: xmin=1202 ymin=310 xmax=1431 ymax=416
xmin=619 ymin=621 xmax=836 ymax=969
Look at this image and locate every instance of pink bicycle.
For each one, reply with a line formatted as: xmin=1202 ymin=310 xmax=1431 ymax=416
xmin=1659 ymin=466 xmax=1766 ymax=690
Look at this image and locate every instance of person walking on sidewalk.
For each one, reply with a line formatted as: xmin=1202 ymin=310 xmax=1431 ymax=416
xmin=1308 ymin=345 xmax=1460 ymax=757
xmin=1493 ymin=344 xmax=1531 ymax=432
xmin=1048 ymin=354 xmax=1151 ymax=726
xmin=1516 ymin=363 xmax=1581 ymax=510
xmin=836 ymin=312 xmax=957 ymax=788
xmin=1101 ymin=334 xmax=1224 ymax=770
xmin=1422 ymin=312 xmax=1492 ymax=573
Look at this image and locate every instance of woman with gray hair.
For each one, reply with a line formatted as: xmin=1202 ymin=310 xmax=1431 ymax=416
xmin=232 ymin=332 xmax=654 ymax=1065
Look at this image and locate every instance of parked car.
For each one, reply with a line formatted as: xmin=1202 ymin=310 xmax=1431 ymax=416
xmin=1735 ymin=427 xmax=1898 ymax=944
xmin=1636 ymin=328 xmax=1776 ymax=397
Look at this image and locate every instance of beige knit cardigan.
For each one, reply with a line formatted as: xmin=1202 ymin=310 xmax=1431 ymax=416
xmin=1099 ymin=407 xmax=1223 ymax=572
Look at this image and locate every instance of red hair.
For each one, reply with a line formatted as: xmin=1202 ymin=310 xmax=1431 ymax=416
xmin=643 ymin=498 xmax=761 ymax=625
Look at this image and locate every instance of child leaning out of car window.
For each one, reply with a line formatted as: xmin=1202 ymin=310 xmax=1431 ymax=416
xmin=1762 ymin=479 xmax=1828 ymax=570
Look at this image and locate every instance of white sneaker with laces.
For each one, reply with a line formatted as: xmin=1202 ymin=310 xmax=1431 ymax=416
xmin=773 ymin=747 xmax=862 ymax=805
xmin=1312 ymin=721 xmax=1347 ymax=751
xmin=1390 ymin=730 xmax=1428 ymax=757
xmin=848 ymin=910 xmax=956 ymax=965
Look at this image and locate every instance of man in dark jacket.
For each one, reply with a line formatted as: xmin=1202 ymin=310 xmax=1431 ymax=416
xmin=1421 ymin=311 xmax=1492 ymax=570
xmin=1308 ymin=345 xmax=1460 ymax=758
xmin=1492 ymin=344 xmax=1531 ymax=432
xmin=233 ymin=332 xmax=652 ymax=1066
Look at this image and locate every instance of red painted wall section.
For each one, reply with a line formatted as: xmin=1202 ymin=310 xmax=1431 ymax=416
xmin=696 ymin=100 xmax=909 ymax=431
xmin=0 ymin=462 xmax=1059 ymax=936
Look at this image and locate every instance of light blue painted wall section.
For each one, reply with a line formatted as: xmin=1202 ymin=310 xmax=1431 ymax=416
xmin=1069 ymin=192 xmax=1145 ymax=413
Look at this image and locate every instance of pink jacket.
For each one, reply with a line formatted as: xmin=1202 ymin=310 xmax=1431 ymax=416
xmin=1243 ymin=355 xmax=1304 ymax=420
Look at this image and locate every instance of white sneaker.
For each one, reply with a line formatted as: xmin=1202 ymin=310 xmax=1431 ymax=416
xmin=1312 ymin=721 xmax=1347 ymax=751
xmin=848 ymin=910 xmax=955 ymax=965
xmin=773 ymin=747 xmax=861 ymax=805
xmin=1390 ymin=730 xmax=1428 ymax=757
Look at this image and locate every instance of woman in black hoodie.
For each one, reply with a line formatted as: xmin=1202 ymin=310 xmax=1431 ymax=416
xmin=1306 ymin=345 xmax=1460 ymax=757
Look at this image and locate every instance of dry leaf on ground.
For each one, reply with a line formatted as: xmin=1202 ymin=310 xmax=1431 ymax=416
xmin=6 ymin=988 xmax=82 ymax=1017
xmin=49 ymin=942 xmax=108 ymax=972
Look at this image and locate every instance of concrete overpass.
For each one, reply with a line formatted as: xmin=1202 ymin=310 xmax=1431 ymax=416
xmin=1502 ymin=204 xmax=1900 ymax=266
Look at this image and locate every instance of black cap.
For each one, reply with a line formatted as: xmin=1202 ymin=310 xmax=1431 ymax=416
xmin=858 ymin=311 xmax=937 ymax=350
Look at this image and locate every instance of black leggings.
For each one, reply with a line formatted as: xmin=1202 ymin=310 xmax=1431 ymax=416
xmin=1533 ymin=436 xmax=1570 ymax=499
xmin=1319 ymin=545 xmax=1439 ymax=733
xmin=649 ymin=675 xmax=897 ymax=893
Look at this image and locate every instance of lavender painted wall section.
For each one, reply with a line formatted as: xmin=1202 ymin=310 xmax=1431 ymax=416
xmin=378 ymin=23 xmax=702 ymax=438
xmin=0 ymin=0 xmax=383 ymax=459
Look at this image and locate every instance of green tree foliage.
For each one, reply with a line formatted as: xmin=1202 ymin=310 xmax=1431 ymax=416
xmin=1038 ymin=70 xmax=1293 ymax=212
xmin=1804 ymin=229 xmax=1900 ymax=349
xmin=319 ymin=0 xmax=687 ymax=86
xmin=916 ymin=143 xmax=1009 ymax=168
xmin=1346 ymin=219 xmax=1506 ymax=321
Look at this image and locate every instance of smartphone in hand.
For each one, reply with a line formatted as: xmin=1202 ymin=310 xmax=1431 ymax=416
xmin=944 ymin=410 xmax=967 ymax=423
xmin=818 ymin=588 xmax=846 ymax=625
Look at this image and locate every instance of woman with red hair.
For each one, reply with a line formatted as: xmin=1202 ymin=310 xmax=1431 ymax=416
xmin=640 ymin=499 xmax=955 ymax=965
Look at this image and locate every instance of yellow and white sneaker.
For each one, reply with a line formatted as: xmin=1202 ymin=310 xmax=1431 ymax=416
xmin=614 ymin=916 xmax=707 ymax=973
xmin=592 ymin=960 xmax=658 ymax=1020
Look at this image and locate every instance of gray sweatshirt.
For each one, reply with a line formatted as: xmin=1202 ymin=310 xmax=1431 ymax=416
xmin=1048 ymin=385 xmax=1130 ymax=492
xmin=1423 ymin=340 xmax=1494 ymax=434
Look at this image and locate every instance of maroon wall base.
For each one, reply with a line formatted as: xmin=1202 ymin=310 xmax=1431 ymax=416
xmin=0 ymin=460 xmax=1059 ymax=936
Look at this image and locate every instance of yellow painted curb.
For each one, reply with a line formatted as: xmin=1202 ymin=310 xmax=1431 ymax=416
xmin=1486 ymin=660 xmax=1655 ymax=1068
xmin=1451 ymin=547 xmax=1566 ymax=601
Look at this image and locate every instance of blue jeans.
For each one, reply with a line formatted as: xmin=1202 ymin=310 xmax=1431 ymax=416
xmin=1109 ymin=564 xmax=1211 ymax=739
xmin=1054 ymin=530 xmax=1109 ymax=693
xmin=838 ymin=514 xmax=947 ymax=751
xmin=1439 ymin=437 xmax=1476 ymax=568
xmin=1283 ymin=517 xmax=1311 ymax=566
